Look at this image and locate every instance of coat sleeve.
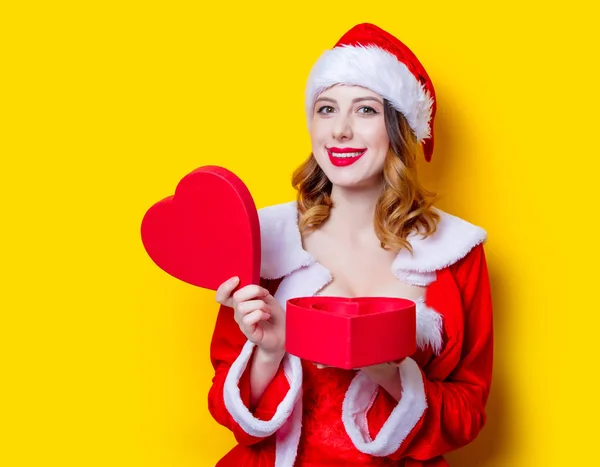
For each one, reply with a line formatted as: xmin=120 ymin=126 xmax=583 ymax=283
xmin=342 ymin=243 xmax=493 ymax=460
xmin=207 ymin=278 xmax=303 ymax=446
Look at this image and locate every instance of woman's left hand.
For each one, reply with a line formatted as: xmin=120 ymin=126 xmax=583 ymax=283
xmin=314 ymin=359 xmax=406 ymax=401
xmin=355 ymin=358 xmax=405 ymax=383
xmin=313 ymin=358 xmax=405 ymax=381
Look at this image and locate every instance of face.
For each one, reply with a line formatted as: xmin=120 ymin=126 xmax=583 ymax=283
xmin=310 ymin=84 xmax=390 ymax=189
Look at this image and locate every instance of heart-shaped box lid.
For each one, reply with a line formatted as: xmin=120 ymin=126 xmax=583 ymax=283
xmin=140 ymin=165 xmax=260 ymax=290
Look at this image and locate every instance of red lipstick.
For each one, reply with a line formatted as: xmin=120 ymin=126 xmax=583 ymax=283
xmin=327 ymin=147 xmax=367 ymax=167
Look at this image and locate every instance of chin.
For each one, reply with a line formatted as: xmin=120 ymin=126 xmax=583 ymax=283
xmin=317 ymin=156 xmax=384 ymax=189
xmin=325 ymin=172 xmax=379 ymax=189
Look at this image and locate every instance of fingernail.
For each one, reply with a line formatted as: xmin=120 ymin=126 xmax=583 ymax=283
xmin=230 ymin=276 xmax=239 ymax=283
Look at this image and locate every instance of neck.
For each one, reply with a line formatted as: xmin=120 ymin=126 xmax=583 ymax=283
xmin=326 ymin=180 xmax=384 ymax=240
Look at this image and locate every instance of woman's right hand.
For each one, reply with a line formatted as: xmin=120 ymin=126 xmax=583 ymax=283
xmin=215 ymin=276 xmax=286 ymax=357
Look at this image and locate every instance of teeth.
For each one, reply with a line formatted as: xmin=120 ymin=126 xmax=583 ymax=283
xmin=330 ymin=151 xmax=364 ymax=158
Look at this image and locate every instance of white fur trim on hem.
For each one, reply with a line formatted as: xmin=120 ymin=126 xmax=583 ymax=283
xmin=223 ymin=340 xmax=303 ymax=438
xmin=342 ymin=357 xmax=427 ymax=456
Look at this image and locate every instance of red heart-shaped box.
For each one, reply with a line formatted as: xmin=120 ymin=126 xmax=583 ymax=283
xmin=286 ymin=296 xmax=416 ymax=369
xmin=140 ymin=166 xmax=261 ymax=290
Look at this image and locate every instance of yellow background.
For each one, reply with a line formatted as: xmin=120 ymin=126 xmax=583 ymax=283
xmin=2 ymin=1 xmax=598 ymax=466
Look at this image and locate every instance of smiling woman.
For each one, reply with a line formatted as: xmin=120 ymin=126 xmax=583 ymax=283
xmin=296 ymin=84 xmax=440 ymax=255
xmin=207 ymin=22 xmax=493 ymax=467
xmin=311 ymin=87 xmax=390 ymax=178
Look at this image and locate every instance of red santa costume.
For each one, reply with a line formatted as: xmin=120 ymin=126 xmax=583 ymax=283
xmin=207 ymin=23 xmax=493 ymax=467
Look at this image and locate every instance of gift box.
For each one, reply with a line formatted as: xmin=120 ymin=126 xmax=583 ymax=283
xmin=286 ymin=296 xmax=416 ymax=369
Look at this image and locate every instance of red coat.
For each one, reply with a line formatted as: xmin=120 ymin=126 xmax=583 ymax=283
xmin=208 ymin=201 xmax=493 ymax=466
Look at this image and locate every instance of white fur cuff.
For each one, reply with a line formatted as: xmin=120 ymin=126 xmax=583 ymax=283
xmin=223 ymin=340 xmax=303 ymax=438
xmin=342 ymin=357 xmax=427 ymax=456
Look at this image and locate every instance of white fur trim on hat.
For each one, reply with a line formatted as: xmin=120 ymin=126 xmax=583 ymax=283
xmin=305 ymin=45 xmax=434 ymax=141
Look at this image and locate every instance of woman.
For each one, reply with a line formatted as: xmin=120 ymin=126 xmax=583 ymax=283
xmin=208 ymin=23 xmax=493 ymax=467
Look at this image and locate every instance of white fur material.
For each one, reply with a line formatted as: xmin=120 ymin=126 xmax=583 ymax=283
xmin=393 ymin=268 xmax=438 ymax=287
xmin=415 ymin=296 xmax=443 ymax=355
xmin=259 ymin=201 xmax=487 ymax=284
xmin=275 ymin=390 xmax=303 ymax=467
xmin=342 ymin=357 xmax=427 ymax=456
xmin=259 ymin=201 xmax=315 ymax=280
xmin=223 ymin=340 xmax=303 ymax=438
xmin=274 ymin=262 xmax=332 ymax=308
xmin=391 ymin=207 xmax=487 ymax=274
xmin=305 ymin=45 xmax=434 ymax=142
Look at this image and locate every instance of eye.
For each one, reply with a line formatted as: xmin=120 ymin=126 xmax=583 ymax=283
xmin=358 ymin=106 xmax=378 ymax=114
xmin=317 ymin=105 xmax=335 ymax=114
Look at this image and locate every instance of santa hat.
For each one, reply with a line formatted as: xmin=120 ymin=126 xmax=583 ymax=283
xmin=305 ymin=23 xmax=437 ymax=162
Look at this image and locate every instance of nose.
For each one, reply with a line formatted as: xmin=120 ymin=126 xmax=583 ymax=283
xmin=332 ymin=113 xmax=353 ymax=141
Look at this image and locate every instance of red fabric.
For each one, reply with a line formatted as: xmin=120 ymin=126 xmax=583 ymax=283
xmin=209 ymin=244 xmax=493 ymax=466
xmin=208 ymin=278 xmax=289 ymax=449
xmin=295 ymin=361 xmax=398 ymax=466
xmin=367 ymin=243 xmax=493 ymax=461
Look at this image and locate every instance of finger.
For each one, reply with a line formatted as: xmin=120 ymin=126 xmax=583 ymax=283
xmin=314 ymin=363 xmax=329 ymax=369
xmin=232 ymin=284 xmax=269 ymax=303
xmin=248 ymin=322 xmax=264 ymax=344
xmin=262 ymin=292 xmax=278 ymax=304
xmin=236 ymin=299 xmax=267 ymax=316
xmin=242 ymin=309 xmax=271 ymax=327
xmin=215 ymin=276 xmax=240 ymax=304
xmin=262 ymin=293 xmax=283 ymax=314
xmin=391 ymin=357 xmax=406 ymax=366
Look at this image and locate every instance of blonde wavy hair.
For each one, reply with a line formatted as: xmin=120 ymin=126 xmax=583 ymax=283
xmin=291 ymin=99 xmax=441 ymax=255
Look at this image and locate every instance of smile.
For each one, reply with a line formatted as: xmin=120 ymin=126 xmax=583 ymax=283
xmin=326 ymin=147 xmax=367 ymax=167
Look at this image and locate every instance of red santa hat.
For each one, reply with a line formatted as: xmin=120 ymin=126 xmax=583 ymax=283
xmin=305 ymin=23 xmax=437 ymax=162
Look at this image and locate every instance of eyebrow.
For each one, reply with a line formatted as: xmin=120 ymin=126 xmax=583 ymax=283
xmin=315 ymin=96 xmax=384 ymax=105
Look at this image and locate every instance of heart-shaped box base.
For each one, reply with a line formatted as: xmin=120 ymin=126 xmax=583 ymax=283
xmin=285 ymin=296 xmax=416 ymax=369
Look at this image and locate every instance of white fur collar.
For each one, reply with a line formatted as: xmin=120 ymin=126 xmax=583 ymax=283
xmin=258 ymin=200 xmax=487 ymax=282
